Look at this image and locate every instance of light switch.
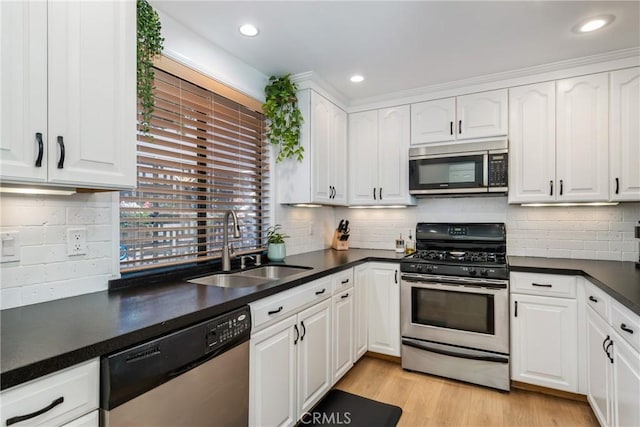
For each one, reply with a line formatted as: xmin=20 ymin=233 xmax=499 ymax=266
xmin=1 ymin=231 xmax=20 ymax=263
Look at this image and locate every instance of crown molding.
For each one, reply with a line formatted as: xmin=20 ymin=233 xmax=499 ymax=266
xmin=291 ymin=71 xmax=350 ymax=110
xmin=348 ymin=47 xmax=640 ymax=111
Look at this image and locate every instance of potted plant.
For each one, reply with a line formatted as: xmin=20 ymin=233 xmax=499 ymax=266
xmin=266 ymin=224 xmax=289 ymax=261
xmin=263 ymin=75 xmax=304 ymax=162
xmin=137 ymin=0 xmax=164 ymax=134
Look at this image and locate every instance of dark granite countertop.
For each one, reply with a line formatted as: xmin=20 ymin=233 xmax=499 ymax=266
xmin=3 ymin=250 xmax=638 ymax=391
xmin=1 ymin=249 xmax=403 ymax=390
xmin=509 ymin=256 xmax=640 ymax=315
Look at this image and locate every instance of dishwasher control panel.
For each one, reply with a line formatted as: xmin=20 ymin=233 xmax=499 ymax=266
xmin=206 ymin=306 xmax=251 ymax=352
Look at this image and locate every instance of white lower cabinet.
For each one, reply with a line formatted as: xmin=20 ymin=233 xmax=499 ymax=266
xmin=367 ymin=262 xmax=401 ymax=357
xmin=61 ymin=410 xmax=98 ymax=427
xmin=510 ymin=272 xmax=579 ymax=392
xmin=0 ymin=359 xmax=99 ymax=427
xmin=332 ymin=286 xmax=354 ymax=383
xmin=249 ymin=299 xmax=331 ymax=427
xmin=586 ymin=280 xmax=640 ymax=427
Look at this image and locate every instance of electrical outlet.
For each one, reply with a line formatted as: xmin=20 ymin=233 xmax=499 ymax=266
xmin=1 ymin=231 xmax=20 ymax=263
xmin=67 ymin=228 xmax=87 ymax=256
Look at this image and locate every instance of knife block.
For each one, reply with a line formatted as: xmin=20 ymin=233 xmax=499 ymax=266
xmin=331 ymin=230 xmax=349 ymax=251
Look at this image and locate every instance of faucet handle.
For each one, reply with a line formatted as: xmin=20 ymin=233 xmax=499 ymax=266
xmin=229 ymin=243 xmax=236 ymax=258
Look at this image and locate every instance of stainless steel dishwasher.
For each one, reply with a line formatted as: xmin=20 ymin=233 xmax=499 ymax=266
xmin=100 ymin=306 xmax=251 ymax=427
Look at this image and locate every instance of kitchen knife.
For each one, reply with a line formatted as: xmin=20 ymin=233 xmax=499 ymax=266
xmin=338 ymin=219 xmax=345 ymax=232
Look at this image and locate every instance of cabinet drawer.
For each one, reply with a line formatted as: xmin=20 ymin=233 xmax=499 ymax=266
xmin=510 ymin=272 xmax=577 ymax=298
xmin=611 ymin=299 xmax=640 ymax=353
xmin=251 ymin=277 xmax=331 ymax=331
xmin=332 ymin=269 xmax=354 ymax=294
xmin=1 ymin=359 xmax=99 ymax=427
xmin=584 ymin=280 xmax=610 ymax=321
xmin=61 ymin=410 xmax=98 ymax=427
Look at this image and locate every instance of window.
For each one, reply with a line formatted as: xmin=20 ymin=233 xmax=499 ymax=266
xmin=120 ymin=65 xmax=269 ymax=273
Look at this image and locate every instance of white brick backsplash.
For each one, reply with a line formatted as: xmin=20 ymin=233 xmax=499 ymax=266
xmin=0 ymin=192 xmax=116 ymax=309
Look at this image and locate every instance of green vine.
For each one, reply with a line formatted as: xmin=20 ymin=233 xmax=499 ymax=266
xmin=263 ymin=75 xmax=304 ymax=162
xmin=137 ymin=0 xmax=164 ymax=134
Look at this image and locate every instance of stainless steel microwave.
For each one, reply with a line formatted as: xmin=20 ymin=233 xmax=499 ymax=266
xmin=409 ymin=147 xmax=508 ymax=195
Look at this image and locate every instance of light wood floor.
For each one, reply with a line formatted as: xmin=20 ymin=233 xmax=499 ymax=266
xmin=334 ymin=356 xmax=599 ymax=427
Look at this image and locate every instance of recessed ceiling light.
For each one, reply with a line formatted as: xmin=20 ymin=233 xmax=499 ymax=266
xmin=350 ymin=75 xmax=364 ymax=83
xmin=239 ymin=24 xmax=259 ymax=37
xmin=573 ymin=15 xmax=615 ymax=33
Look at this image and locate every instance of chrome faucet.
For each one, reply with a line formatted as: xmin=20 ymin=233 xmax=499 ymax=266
xmin=222 ymin=210 xmax=241 ymax=271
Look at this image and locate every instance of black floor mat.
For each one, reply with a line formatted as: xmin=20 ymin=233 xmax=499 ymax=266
xmin=299 ymin=389 xmax=403 ymax=427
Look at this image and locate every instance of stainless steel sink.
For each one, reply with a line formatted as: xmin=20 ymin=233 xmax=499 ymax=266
xmin=188 ymin=265 xmax=312 ymax=288
xmin=187 ymin=274 xmax=271 ymax=288
xmin=234 ymin=265 xmax=312 ymax=280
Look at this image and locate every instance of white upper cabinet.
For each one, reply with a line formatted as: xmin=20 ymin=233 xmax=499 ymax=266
xmin=410 ymin=89 xmax=507 ymax=145
xmin=610 ymin=67 xmax=640 ymax=202
xmin=556 ymin=73 xmax=609 ymax=202
xmin=0 ymin=0 xmax=136 ymax=190
xmin=508 ymin=82 xmax=556 ymax=203
xmin=348 ymin=105 xmax=412 ymax=205
xmin=277 ymin=89 xmax=347 ymax=205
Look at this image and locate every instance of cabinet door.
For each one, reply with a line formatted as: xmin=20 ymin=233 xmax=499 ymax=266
xmin=311 ymin=92 xmax=332 ymax=203
xmin=610 ymin=67 xmax=640 ymax=202
xmin=0 ymin=0 xmax=48 ymax=183
xmin=556 ymin=73 xmax=609 ymax=202
xmin=612 ymin=333 xmax=640 ymax=427
xmin=587 ymin=308 xmax=613 ymax=427
xmin=410 ymin=98 xmax=455 ymax=145
xmin=329 ymin=104 xmax=348 ymax=204
xmin=348 ymin=110 xmax=378 ymax=205
xmin=367 ymin=263 xmax=400 ymax=357
xmin=456 ymin=89 xmax=508 ymax=140
xmin=332 ymin=289 xmax=354 ymax=384
xmin=378 ymin=105 xmax=411 ymax=204
xmin=297 ymin=299 xmax=332 ymax=416
xmin=508 ymin=82 xmax=556 ymax=203
xmin=510 ymin=293 xmax=578 ymax=392
xmin=47 ymin=0 xmax=136 ymax=189
xmin=353 ymin=265 xmax=368 ymax=360
xmin=250 ymin=315 xmax=298 ymax=427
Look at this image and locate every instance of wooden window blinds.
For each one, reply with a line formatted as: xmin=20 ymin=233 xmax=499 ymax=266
xmin=120 ymin=67 xmax=269 ymax=272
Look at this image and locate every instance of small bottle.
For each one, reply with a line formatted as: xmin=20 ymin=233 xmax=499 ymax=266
xmin=405 ymin=230 xmax=416 ymax=255
xmin=395 ymin=233 xmax=405 ymax=253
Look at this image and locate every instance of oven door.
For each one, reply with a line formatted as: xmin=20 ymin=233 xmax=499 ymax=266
xmin=400 ymin=273 xmax=509 ymax=354
xmin=409 ymin=152 xmax=487 ymax=195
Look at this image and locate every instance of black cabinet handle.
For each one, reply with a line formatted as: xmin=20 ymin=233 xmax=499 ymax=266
xmin=373 ymin=187 xmax=376 ymax=200
xmin=35 ymin=132 xmax=44 ymax=167
xmin=589 ymin=296 xmax=598 ymax=303
xmin=550 ymin=180 xmax=553 ymax=196
xmin=57 ymin=136 xmax=65 ymax=169
xmin=450 ymin=121 xmax=453 ymax=135
xmin=315 ymin=288 xmax=326 ymax=296
xmin=300 ymin=321 xmax=306 ymax=341
xmin=458 ymin=120 xmax=462 ymax=134
xmin=615 ymin=178 xmax=620 ymax=195
xmin=268 ymin=306 xmax=283 ymax=315
xmin=602 ymin=335 xmax=610 ymax=353
xmin=341 ymin=293 xmax=350 ymax=299
xmin=620 ymin=323 xmax=634 ymax=334
xmin=559 ymin=179 xmax=563 ymax=196
xmin=294 ymin=324 xmax=299 ymax=345
xmin=6 ymin=397 xmax=64 ymax=426
xmin=341 ymin=279 xmax=349 ymax=284
xmin=379 ymin=187 xmax=382 ymax=200
xmin=515 ymin=301 xmax=518 ymax=317
xmin=531 ymin=282 xmax=552 ymax=288
xmin=394 ymin=270 xmax=398 ymax=284
xmin=605 ymin=339 xmax=614 ymax=364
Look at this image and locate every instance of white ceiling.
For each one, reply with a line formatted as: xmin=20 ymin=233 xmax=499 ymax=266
xmin=152 ymin=1 xmax=640 ymax=102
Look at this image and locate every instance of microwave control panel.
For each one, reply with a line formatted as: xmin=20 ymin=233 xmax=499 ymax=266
xmin=488 ymin=153 xmax=508 ymax=187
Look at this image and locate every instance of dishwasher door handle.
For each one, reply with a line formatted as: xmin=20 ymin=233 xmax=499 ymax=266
xmin=167 ymin=349 xmax=219 ymax=379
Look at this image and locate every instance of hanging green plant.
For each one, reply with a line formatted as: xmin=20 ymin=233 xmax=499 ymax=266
xmin=263 ymin=74 xmax=304 ymax=162
xmin=137 ymin=0 xmax=164 ymax=134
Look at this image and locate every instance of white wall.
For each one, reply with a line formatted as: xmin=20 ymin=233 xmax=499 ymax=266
xmin=301 ymin=198 xmax=640 ymax=262
xmin=0 ymin=193 xmax=119 ymax=309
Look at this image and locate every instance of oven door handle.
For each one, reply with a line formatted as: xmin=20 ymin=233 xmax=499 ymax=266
xmin=402 ymin=339 xmax=509 ymax=364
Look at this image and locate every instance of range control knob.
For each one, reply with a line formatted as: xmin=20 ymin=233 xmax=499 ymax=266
xmin=480 ymin=269 xmax=489 ymax=277
xmin=425 ymin=265 xmax=434 ymax=273
xmin=468 ymin=268 xmax=477 ymax=276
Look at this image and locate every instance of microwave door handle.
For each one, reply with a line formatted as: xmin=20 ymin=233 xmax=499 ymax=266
xmin=482 ymin=153 xmax=489 ymax=187
xmin=402 ymin=339 xmax=508 ymax=364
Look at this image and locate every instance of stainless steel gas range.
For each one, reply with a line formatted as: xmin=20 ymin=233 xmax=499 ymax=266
xmin=400 ymin=222 xmax=510 ymax=391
